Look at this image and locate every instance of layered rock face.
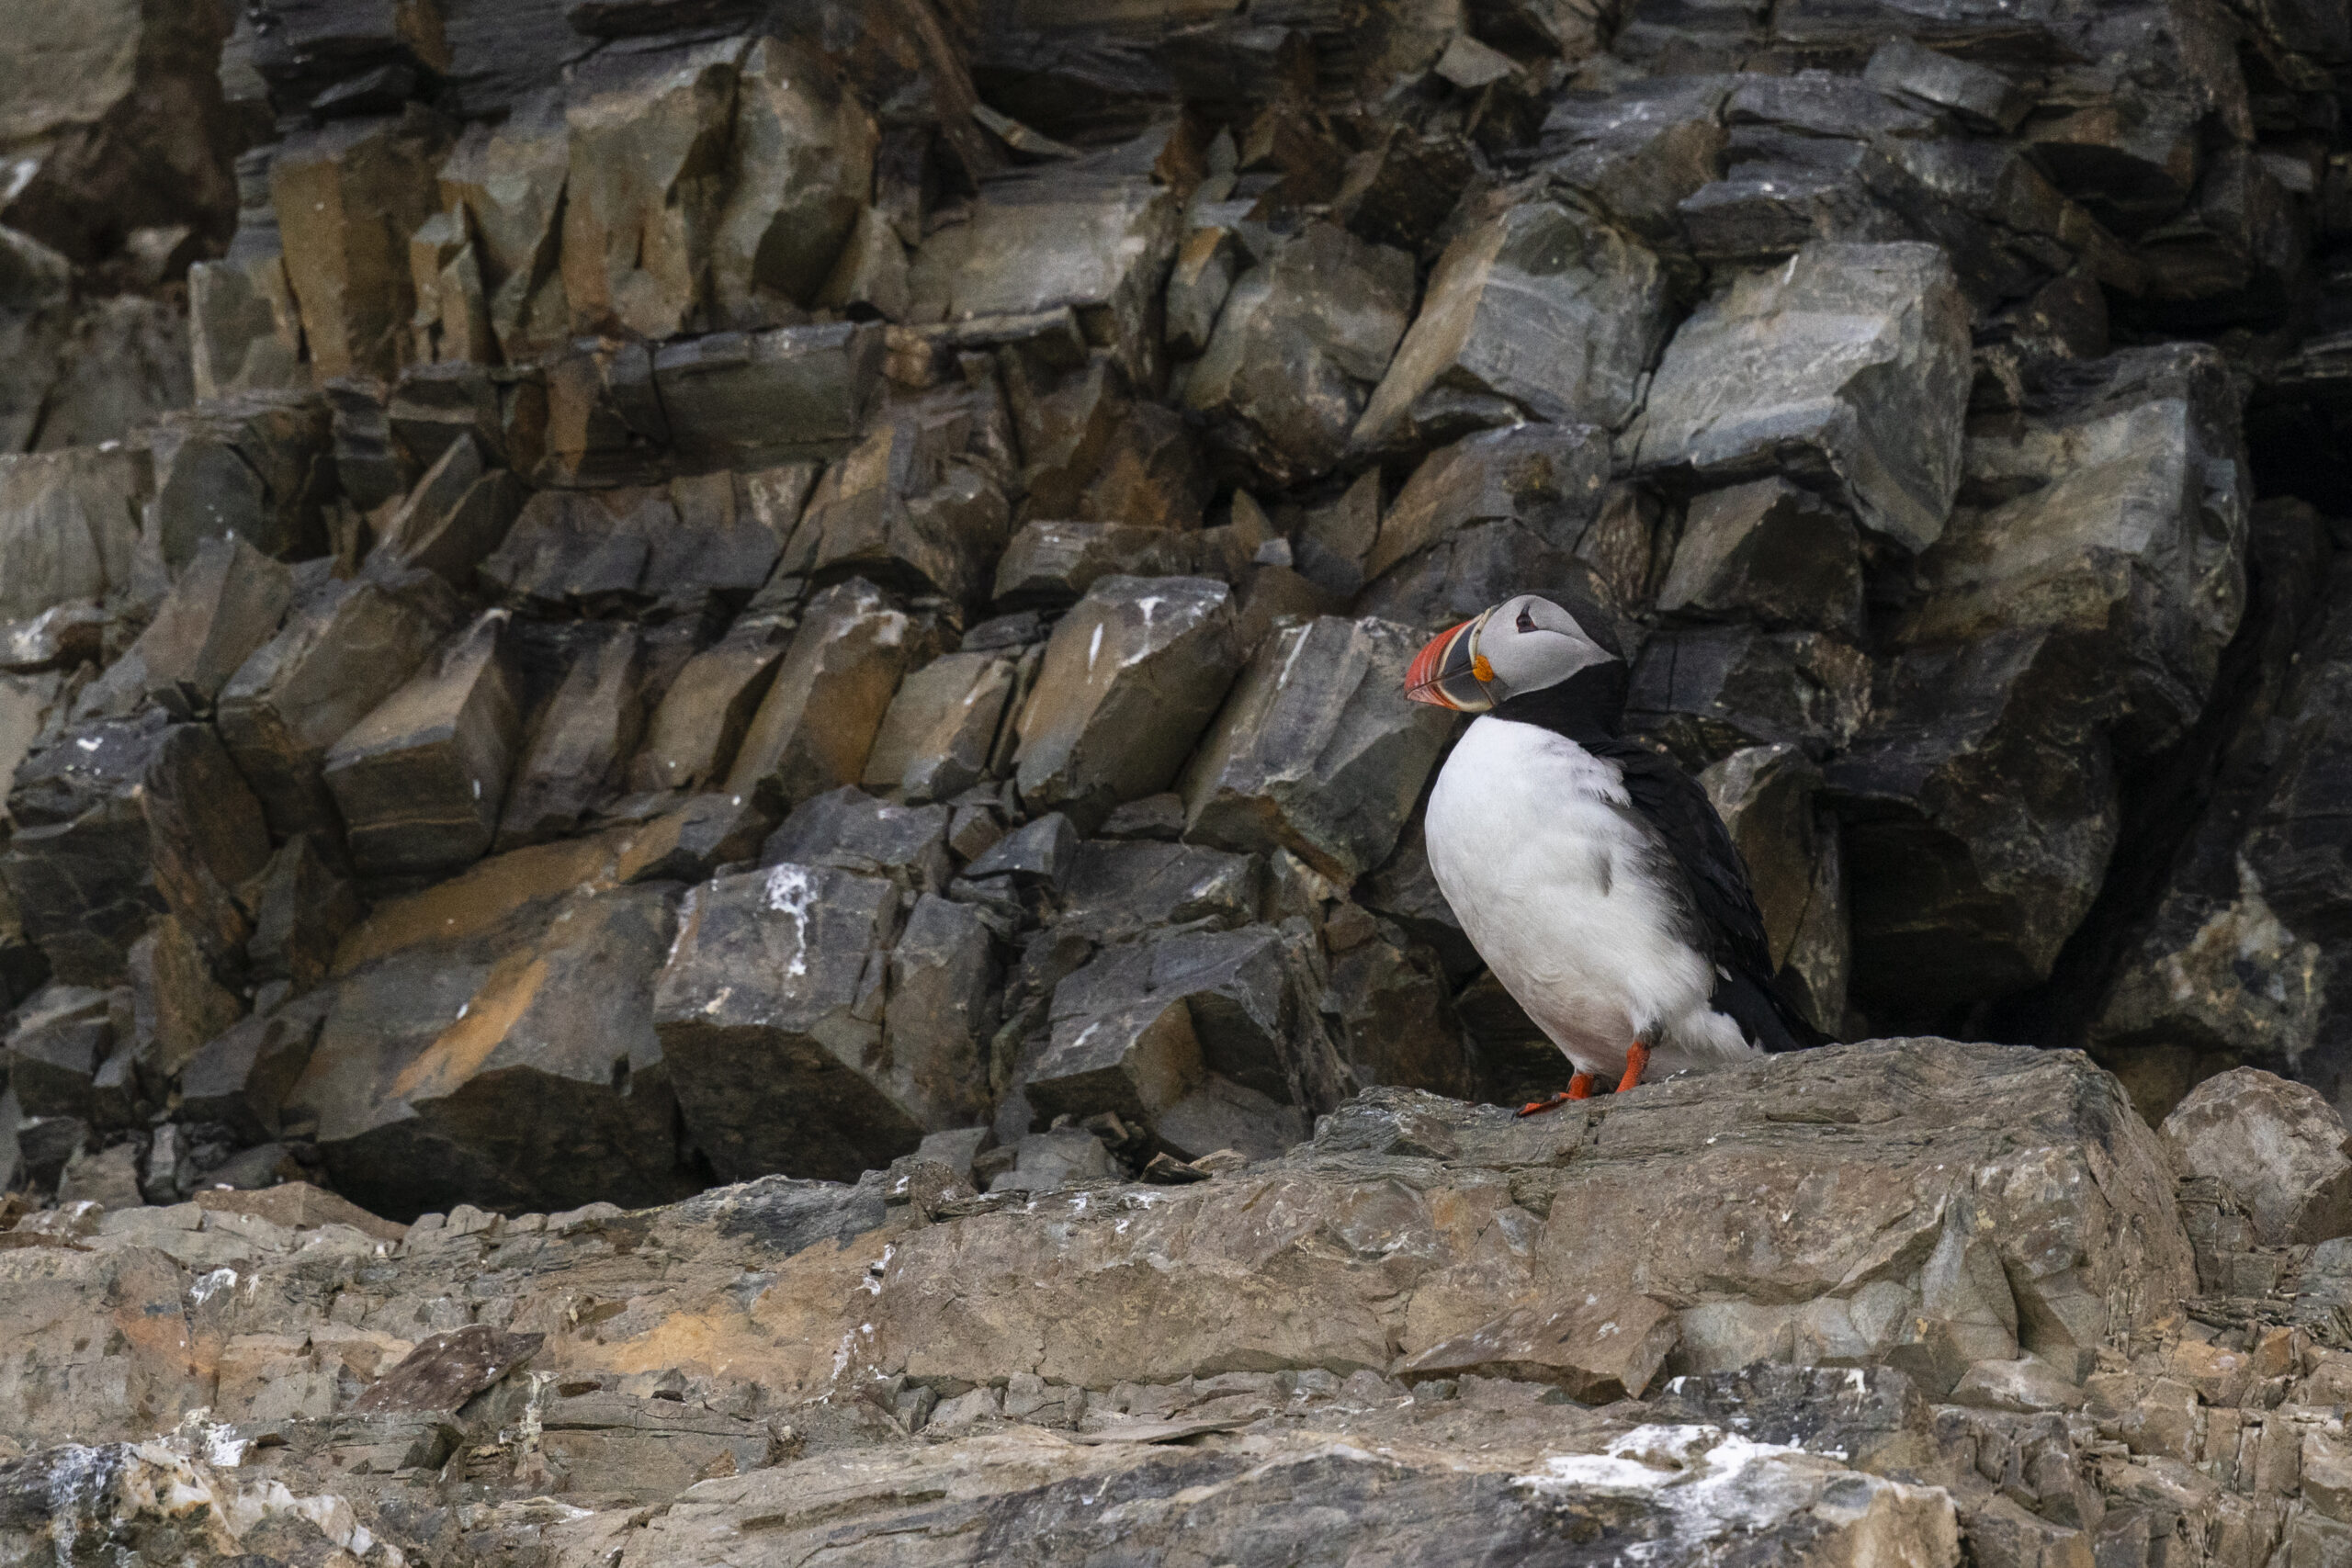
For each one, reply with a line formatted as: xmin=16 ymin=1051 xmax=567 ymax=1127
xmin=9 ymin=1042 xmax=2352 ymax=1568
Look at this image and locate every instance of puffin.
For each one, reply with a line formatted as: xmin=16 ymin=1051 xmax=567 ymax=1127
xmin=1403 ymin=593 xmax=1827 ymax=1112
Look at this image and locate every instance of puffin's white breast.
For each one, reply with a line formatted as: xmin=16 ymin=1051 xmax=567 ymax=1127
xmin=1422 ymin=716 xmax=1752 ymax=1078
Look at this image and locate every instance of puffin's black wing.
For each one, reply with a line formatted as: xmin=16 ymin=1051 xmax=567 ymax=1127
xmin=1591 ymin=739 xmax=1830 ymax=1054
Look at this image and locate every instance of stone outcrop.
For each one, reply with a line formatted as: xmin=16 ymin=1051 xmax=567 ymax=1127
xmin=10 ymin=1039 xmax=2340 ymax=1568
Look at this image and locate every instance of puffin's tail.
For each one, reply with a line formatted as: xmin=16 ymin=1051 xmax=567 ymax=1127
xmin=1715 ymin=964 xmax=1835 ymax=1054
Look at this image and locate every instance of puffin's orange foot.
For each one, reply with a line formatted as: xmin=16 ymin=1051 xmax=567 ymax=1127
xmin=1518 ymin=1073 xmax=1596 ymax=1116
xmin=1616 ymin=1041 xmax=1652 ymax=1095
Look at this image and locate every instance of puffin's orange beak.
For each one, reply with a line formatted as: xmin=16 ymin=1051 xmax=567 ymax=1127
xmin=1404 ymin=614 xmax=1498 ymax=713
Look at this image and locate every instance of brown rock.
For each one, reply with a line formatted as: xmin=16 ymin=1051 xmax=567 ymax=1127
xmin=290 ymin=880 xmax=695 ymax=1216
xmin=711 ymin=35 xmax=876 ymax=325
xmin=561 ymin=39 xmax=741 ymax=340
xmin=108 ymin=535 xmax=294 ymax=721
xmin=1181 ymin=615 xmax=1453 ymax=882
xmin=498 ymin=625 xmax=643 ymax=849
xmin=437 ymin=88 xmax=572 ymax=363
xmin=724 ymin=579 xmax=929 ymax=811
xmin=270 ymin=107 xmax=457 ymax=382
xmin=0 ymin=445 xmax=149 ymax=622
xmin=218 ymin=563 xmax=463 ymax=843
xmin=150 ymin=391 xmax=335 ymax=572
xmin=322 ymin=611 xmax=524 ymax=879
xmin=1395 ymin=1290 xmax=1679 ymax=1402
xmin=861 ymin=650 xmax=1018 ymax=803
xmin=2162 ymin=1068 xmax=2352 ymax=1245
xmin=652 ymin=863 xmax=919 ymax=1182
xmin=790 ymin=408 xmax=1012 ymax=606
xmin=376 ymin=432 xmax=525 ymax=587
xmin=1012 ymin=575 xmax=1240 ymax=828
xmin=128 ymin=916 xmax=242 ymax=1083
xmin=193 ymin=1179 xmax=403 ymax=1243
xmin=630 ymin=623 xmax=787 ymax=794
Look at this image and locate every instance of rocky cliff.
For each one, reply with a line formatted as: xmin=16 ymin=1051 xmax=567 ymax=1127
xmin=3 ymin=0 xmax=2350 ymax=1218
xmin=3 ymin=0 xmax=2352 ymax=1558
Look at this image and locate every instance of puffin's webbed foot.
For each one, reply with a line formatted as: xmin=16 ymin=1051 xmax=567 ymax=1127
xmin=1517 ymin=1072 xmax=1596 ymax=1116
xmin=1616 ymin=1041 xmax=1652 ymax=1095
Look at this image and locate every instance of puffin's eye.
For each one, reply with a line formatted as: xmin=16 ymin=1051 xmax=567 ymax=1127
xmin=1516 ymin=606 xmax=1537 ymax=634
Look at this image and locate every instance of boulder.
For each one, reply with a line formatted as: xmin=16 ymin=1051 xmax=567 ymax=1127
xmin=762 ymin=788 xmax=952 ymax=892
xmin=908 ymin=167 xmax=1182 ymax=381
xmin=0 ymin=446 xmax=149 ymax=622
xmin=862 ymin=650 xmax=1018 ymax=803
xmin=243 ymin=834 xmax=362 ymax=990
xmin=128 ymin=915 xmax=243 ymax=1084
xmin=188 ymin=250 xmax=306 ymax=403
xmin=1181 ymin=615 xmax=1453 ymax=882
xmin=992 ymin=521 xmax=1198 ymax=609
xmin=288 ymin=882 xmax=695 ymax=1218
xmin=1831 ymin=629 xmax=2118 ymax=1014
xmin=2161 ymin=1069 xmax=2352 ymax=1246
xmin=375 ymin=432 xmax=525 ymax=587
xmin=498 ymin=625 xmax=642 ymax=849
xmin=723 ymin=579 xmax=927 ymax=810
xmin=1657 ymin=479 xmax=1864 ymax=637
xmin=1 ymin=984 xmax=119 ymax=1119
xmin=629 ymin=623 xmax=786 ymax=794
xmin=1012 ymin=575 xmax=1241 ymax=828
xmin=1354 ymin=199 xmax=1668 ymax=451
xmin=1899 ymin=346 xmax=2248 ymax=761
xmin=652 ymin=863 xmax=918 ymax=1182
xmin=106 ymin=535 xmax=293 ymax=720
xmin=710 ymin=35 xmax=876 ymax=325
xmin=790 ymin=411 xmax=1012 ymax=606
xmin=1041 ymin=926 xmax=1329 ymax=1117
xmin=5 ymin=713 xmax=271 ymax=985
xmin=883 ymin=893 xmax=1001 ymax=1130
xmin=1627 ymin=624 xmax=1871 ymax=766
xmin=1626 ymin=241 xmax=1972 ymax=552
xmin=654 ymin=322 xmax=886 ymax=472
xmin=435 ymin=89 xmax=572 ymax=363
xmin=561 ymin=39 xmax=742 ymax=340
xmin=149 ymin=391 xmax=335 ymax=572
xmin=270 ymin=108 xmax=456 ymax=382
xmin=218 ymin=562 xmax=463 ymax=843
xmin=1835 ymin=348 xmax=2251 ymax=1019
xmin=1539 ymin=77 xmax=1731 ymax=249
xmin=322 ymin=611 xmax=523 ymax=879
xmin=1360 ymin=423 xmax=1612 ymax=600
xmin=1183 ymin=221 xmax=1415 ymax=487
xmin=1055 ymin=839 xmax=1260 ymax=945
xmin=176 ymin=1006 xmax=326 ymax=1142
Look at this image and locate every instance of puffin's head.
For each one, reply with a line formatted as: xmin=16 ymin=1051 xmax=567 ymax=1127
xmin=1402 ymin=594 xmax=1620 ymax=714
